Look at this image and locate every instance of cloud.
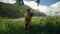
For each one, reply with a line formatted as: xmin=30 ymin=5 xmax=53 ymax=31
xmin=50 ymin=1 xmax=60 ymax=16
xmin=50 ymin=2 xmax=60 ymax=11
xmin=0 ymin=0 xmax=16 ymax=4
xmin=24 ymin=1 xmax=60 ymax=16
xmin=24 ymin=1 xmax=50 ymax=15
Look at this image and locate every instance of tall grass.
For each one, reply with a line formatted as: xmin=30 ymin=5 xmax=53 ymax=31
xmin=0 ymin=16 xmax=60 ymax=34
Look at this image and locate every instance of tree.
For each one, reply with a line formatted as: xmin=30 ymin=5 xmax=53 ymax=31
xmin=17 ymin=0 xmax=24 ymax=5
xmin=36 ymin=0 xmax=40 ymax=6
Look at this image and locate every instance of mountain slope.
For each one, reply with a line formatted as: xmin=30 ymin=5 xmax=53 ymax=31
xmin=0 ymin=2 xmax=32 ymax=18
xmin=0 ymin=2 xmax=46 ymax=18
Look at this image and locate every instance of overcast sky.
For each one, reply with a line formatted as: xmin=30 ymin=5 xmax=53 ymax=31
xmin=0 ymin=0 xmax=60 ymax=16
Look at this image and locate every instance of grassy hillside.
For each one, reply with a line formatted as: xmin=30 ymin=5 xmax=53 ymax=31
xmin=0 ymin=2 xmax=32 ymax=18
xmin=0 ymin=16 xmax=60 ymax=34
xmin=0 ymin=2 xmax=46 ymax=18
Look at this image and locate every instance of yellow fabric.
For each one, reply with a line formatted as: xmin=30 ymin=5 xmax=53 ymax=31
xmin=24 ymin=13 xmax=32 ymax=26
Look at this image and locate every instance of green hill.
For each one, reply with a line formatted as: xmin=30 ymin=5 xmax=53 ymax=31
xmin=0 ymin=2 xmax=46 ymax=18
xmin=0 ymin=2 xmax=32 ymax=18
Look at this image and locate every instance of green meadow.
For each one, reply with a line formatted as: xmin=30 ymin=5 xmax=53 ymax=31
xmin=0 ymin=16 xmax=60 ymax=34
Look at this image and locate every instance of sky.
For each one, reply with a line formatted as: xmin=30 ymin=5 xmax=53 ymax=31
xmin=40 ymin=0 xmax=60 ymax=6
xmin=0 ymin=0 xmax=60 ymax=16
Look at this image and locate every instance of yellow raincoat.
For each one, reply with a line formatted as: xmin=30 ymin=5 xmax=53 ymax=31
xmin=24 ymin=13 xmax=32 ymax=26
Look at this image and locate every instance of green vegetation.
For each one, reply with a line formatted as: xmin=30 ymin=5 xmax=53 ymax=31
xmin=0 ymin=2 xmax=46 ymax=18
xmin=0 ymin=2 xmax=32 ymax=18
xmin=0 ymin=16 xmax=60 ymax=34
xmin=0 ymin=1 xmax=59 ymax=34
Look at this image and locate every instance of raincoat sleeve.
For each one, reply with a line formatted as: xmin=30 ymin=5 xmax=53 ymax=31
xmin=23 ymin=13 xmax=27 ymax=26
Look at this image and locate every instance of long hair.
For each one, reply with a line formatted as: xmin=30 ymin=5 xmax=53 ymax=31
xmin=27 ymin=9 xmax=33 ymax=17
xmin=27 ymin=9 xmax=30 ymax=14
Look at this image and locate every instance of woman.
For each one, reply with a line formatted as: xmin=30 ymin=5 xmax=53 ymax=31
xmin=24 ymin=9 xmax=33 ymax=29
